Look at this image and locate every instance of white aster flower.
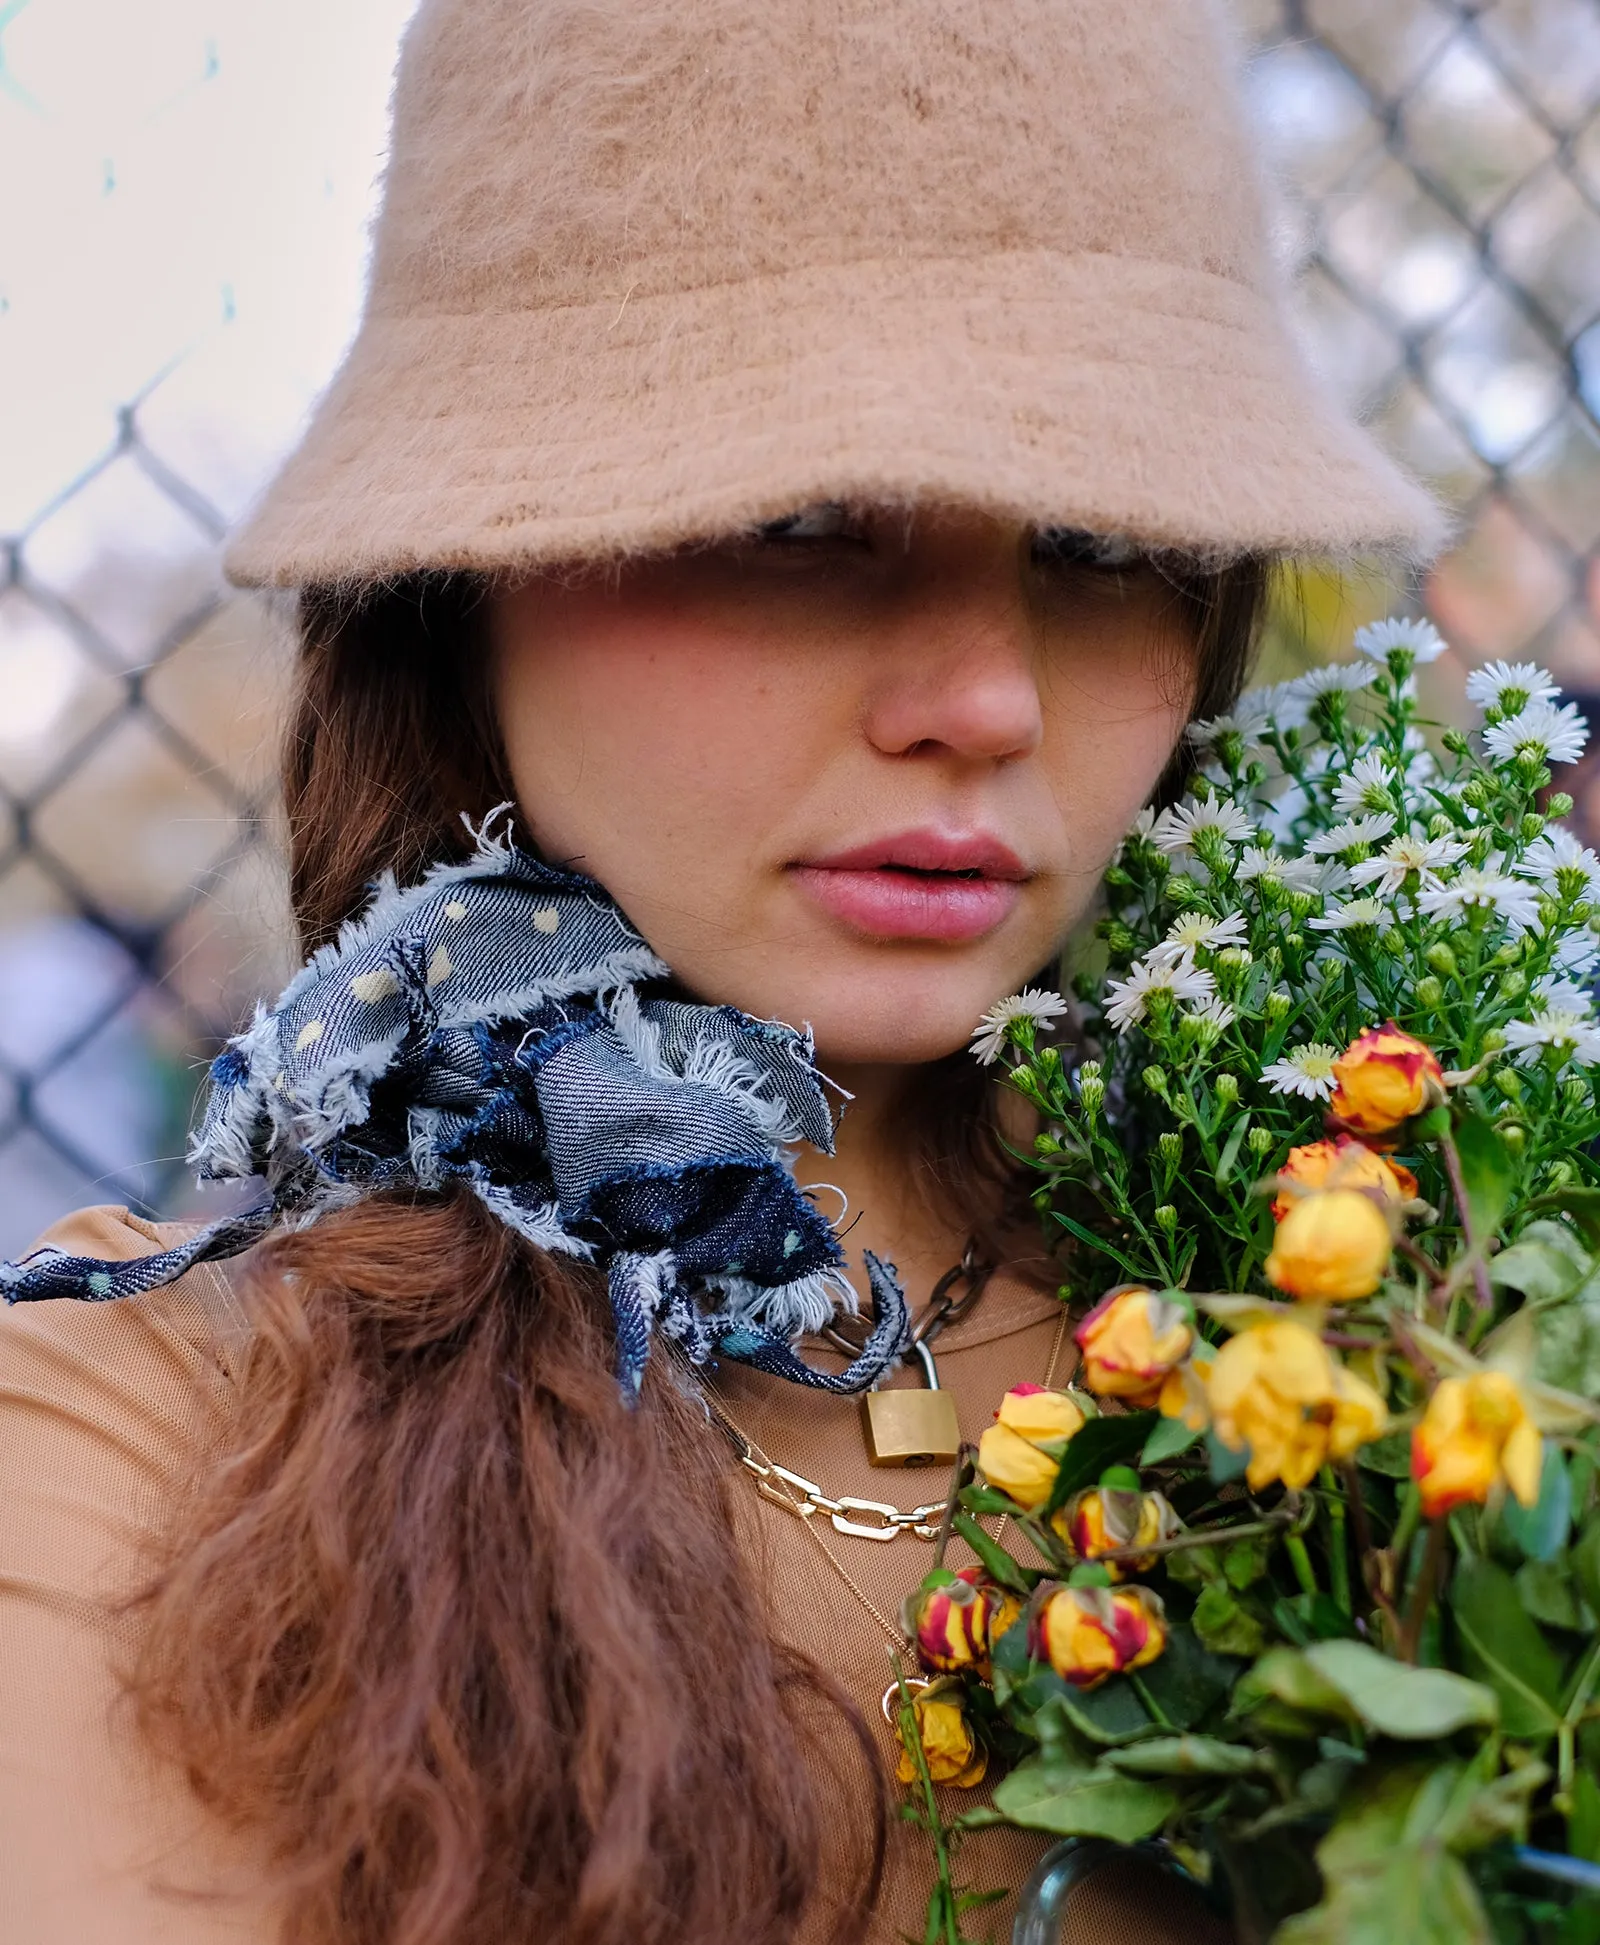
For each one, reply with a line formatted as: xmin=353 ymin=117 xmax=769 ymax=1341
xmin=1291 ymin=661 xmax=1378 ymax=700
xmin=1416 ymin=868 xmax=1542 ymax=932
xmin=1504 ymin=1009 xmax=1600 ymax=1071
xmin=1187 ymin=995 xmax=1238 ymax=1032
xmin=1349 ymin=832 xmax=1468 ymax=896
xmin=1484 ymin=699 xmax=1590 ymax=769
xmin=1305 ymin=813 xmax=1396 ymax=857
xmin=1519 ymin=827 xmax=1600 ymax=900
xmin=1235 ymin=846 xmax=1323 ymax=893
xmin=1104 ymin=950 xmax=1217 ymax=1034
xmin=1331 ymin=752 xmax=1400 ymax=817
xmin=1532 ymin=974 xmax=1595 ymax=1015
xmin=1261 ymin=1043 xmax=1342 ymax=1100
xmin=1150 ymin=800 xmax=1256 ymax=856
xmin=1231 ymin=680 xmax=1312 ymax=736
xmin=1308 ymin=896 xmax=1388 ymax=931
xmin=969 ymin=988 xmax=1069 ymax=1065
xmin=1555 ymin=929 xmax=1600 ymax=978
xmin=1150 ymin=911 xmax=1250 ymax=966
xmin=1354 ymin=616 xmax=1449 ymax=665
xmin=1465 ymin=660 xmax=1558 ymax=713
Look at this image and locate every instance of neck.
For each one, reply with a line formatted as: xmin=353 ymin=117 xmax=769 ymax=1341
xmin=791 ymin=1061 xmax=972 ymax=1305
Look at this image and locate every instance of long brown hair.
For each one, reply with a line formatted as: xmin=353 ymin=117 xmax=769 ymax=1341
xmin=130 ymin=553 xmax=1267 ymax=1945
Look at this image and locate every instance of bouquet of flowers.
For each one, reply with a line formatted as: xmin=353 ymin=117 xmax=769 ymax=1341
xmin=896 ymin=619 xmax=1600 ymax=1945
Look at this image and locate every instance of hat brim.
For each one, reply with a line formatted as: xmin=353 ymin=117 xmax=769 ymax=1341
xmin=224 ymin=250 xmax=1448 ymax=589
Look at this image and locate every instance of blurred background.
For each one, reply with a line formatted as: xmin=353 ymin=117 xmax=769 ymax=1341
xmin=1 ymin=0 xmax=1598 ymax=1251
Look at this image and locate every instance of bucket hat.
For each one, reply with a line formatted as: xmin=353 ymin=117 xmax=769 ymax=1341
xmin=225 ymin=0 xmax=1446 ymax=590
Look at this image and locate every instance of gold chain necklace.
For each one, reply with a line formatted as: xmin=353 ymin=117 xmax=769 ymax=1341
xmin=704 ymin=1301 xmax=1068 ymax=1651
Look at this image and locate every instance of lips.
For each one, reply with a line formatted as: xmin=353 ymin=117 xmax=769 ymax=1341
xmin=790 ymin=829 xmax=1028 ymax=941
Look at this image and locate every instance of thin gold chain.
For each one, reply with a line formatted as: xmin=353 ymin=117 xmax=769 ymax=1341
xmin=707 ymin=1303 xmax=1069 ymax=1652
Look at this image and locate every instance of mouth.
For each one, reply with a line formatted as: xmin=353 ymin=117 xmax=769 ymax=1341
xmin=789 ymin=830 xmax=1028 ymax=941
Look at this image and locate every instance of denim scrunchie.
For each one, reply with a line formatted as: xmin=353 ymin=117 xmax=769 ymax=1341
xmin=0 ymin=813 xmax=908 ymax=1398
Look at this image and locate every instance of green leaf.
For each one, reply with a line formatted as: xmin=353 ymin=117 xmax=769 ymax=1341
xmin=1516 ymin=1557 xmax=1594 ymax=1632
xmin=1357 ymin=1429 xmax=1417 ymax=1478
xmin=1275 ymin=1846 xmax=1491 ymax=1945
xmin=1573 ymin=1519 xmax=1600 ymax=1618
xmin=991 ymin=1754 xmax=1177 ymax=1842
xmin=1234 ymin=1645 xmax=1355 ymax=1724
xmin=1490 ymin=1222 xmax=1591 ymax=1303
xmin=949 ymin=1512 xmax=1032 ymax=1596
xmin=1533 ymin=1295 xmax=1600 ymax=1400
xmin=1049 ymin=1212 xmax=1150 ymax=1285
xmin=1104 ymin=1734 xmax=1266 ymax=1778
xmin=1301 ymin=1639 xmax=1500 ymax=1738
xmin=1044 ymin=1676 xmax=1159 ymax=1747
xmin=1067 ymin=1562 xmax=1113 ymax=1590
xmin=1215 ymin=1113 xmax=1250 ymax=1187
xmin=1223 ymin=1532 xmax=1276 ymax=1589
xmin=1453 ymin=1111 xmax=1516 ymax=1243
xmin=1140 ymin=1414 xmax=1199 ymax=1466
xmin=1193 ymin=1583 xmax=1267 ymax=1657
xmin=958 ymin=1484 xmax=1020 ymax=1519
xmin=1042 ymin=1412 xmax=1157 ymax=1517
xmin=1274 ymin=1592 xmax=1353 ymax=1644
xmin=1498 ymin=1442 xmax=1572 ymax=1563
xmin=1450 ymin=1555 xmax=1563 ymax=1739
xmin=1528 ymin=1186 xmax=1600 ymax=1250
xmin=1132 ymin=1623 xmax=1238 ymax=1730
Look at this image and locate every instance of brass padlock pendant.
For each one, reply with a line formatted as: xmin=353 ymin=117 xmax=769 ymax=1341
xmin=862 ymin=1339 xmax=961 ymax=1467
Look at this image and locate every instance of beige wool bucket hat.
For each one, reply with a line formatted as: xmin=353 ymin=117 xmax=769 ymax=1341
xmin=225 ymin=0 xmax=1447 ymax=590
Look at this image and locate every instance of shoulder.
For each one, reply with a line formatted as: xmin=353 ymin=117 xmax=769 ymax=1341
xmin=0 ymin=1206 xmax=248 ymax=1596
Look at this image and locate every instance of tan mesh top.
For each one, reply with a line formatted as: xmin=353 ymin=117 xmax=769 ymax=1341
xmin=0 ymin=1206 xmax=1230 ymax=1944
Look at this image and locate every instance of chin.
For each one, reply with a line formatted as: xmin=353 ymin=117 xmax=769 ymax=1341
xmin=799 ymin=980 xmax=1010 ymax=1072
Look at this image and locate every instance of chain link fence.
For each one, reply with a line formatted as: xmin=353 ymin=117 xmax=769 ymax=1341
xmin=2 ymin=0 xmax=1599 ymax=1252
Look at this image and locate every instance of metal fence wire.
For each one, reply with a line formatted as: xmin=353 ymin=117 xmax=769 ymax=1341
xmin=2 ymin=0 xmax=1600 ymax=1252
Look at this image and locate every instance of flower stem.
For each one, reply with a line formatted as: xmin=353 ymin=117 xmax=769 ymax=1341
xmin=891 ymin=1652 xmax=963 ymax=1945
xmin=1398 ymin=1517 xmax=1448 ymax=1664
xmin=1437 ymin=1128 xmax=1495 ymax=1312
xmin=1339 ymin=1461 xmax=1400 ymax=1636
xmin=1319 ymin=1468 xmax=1352 ymax=1617
xmin=1087 ymin=1508 xmax=1296 ymax=1569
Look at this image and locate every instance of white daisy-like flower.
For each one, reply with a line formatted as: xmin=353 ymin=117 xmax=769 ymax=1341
xmin=1484 ymin=699 xmax=1590 ymax=769
xmin=1518 ymin=827 xmax=1600 ymax=900
xmin=1235 ymin=846 xmax=1322 ymax=893
xmin=1308 ymin=896 xmax=1388 ymax=931
xmin=1232 ymin=680 xmax=1313 ymax=736
xmin=1416 ymin=868 xmax=1542 ymax=932
xmin=1331 ymin=752 xmax=1400 ymax=817
xmin=1187 ymin=996 xmax=1238 ymax=1032
xmin=1464 ymin=660 xmax=1558 ymax=712
xmin=1305 ymin=813 xmax=1397 ymax=857
xmin=1291 ymin=661 xmax=1378 ymax=700
xmin=1504 ymin=1009 xmax=1600 ymax=1070
xmin=1354 ymin=616 xmax=1449 ymax=665
xmin=1349 ymin=832 xmax=1468 ymax=896
xmin=969 ymin=988 xmax=1070 ymax=1065
xmin=1150 ymin=911 xmax=1250 ymax=966
xmin=1555 ymin=928 xmax=1600 ymax=978
xmin=1149 ymin=800 xmax=1256 ymax=856
xmin=1103 ymin=950 xmax=1217 ymax=1034
xmin=1532 ymin=974 xmax=1595 ymax=1015
xmin=1261 ymin=1043 xmax=1342 ymax=1100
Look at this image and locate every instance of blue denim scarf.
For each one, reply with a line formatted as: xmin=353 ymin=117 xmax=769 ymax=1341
xmin=0 ymin=814 xmax=907 ymax=1398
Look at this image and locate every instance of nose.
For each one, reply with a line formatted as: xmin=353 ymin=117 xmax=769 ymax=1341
xmin=862 ymin=556 xmax=1045 ymax=764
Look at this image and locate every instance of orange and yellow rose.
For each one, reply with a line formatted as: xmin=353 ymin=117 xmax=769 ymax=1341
xmin=893 ymin=1680 xmax=988 ymax=1788
xmin=1265 ymin=1188 xmax=1394 ymax=1303
xmin=1204 ymin=1318 xmax=1388 ymax=1491
xmin=1075 ymin=1286 xmax=1193 ymax=1407
xmin=1329 ymin=1023 xmax=1445 ymax=1139
xmin=1271 ymin=1135 xmax=1419 ymax=1222
xmin=1412 ymin=1371 xmax=1543 ymax=1520
xmin=1054 ymin=1485 xmax=1180 ymax=1579
xmin=975 ymin=1384 xmax=1086 ymax=1510
xmin=907 ymin=1565 xmax=1022 ymax=1679
xmin=1031 ymin=1583 xmax=1167 ymax=1689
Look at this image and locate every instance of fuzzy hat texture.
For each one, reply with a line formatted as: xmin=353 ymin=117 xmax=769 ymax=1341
xmin=225 ymin=0 xmax=1447 ymax=589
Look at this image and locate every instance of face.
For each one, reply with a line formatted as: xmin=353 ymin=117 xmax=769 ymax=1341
xmin=488 ymin=508 xmax=1195 ymax=1070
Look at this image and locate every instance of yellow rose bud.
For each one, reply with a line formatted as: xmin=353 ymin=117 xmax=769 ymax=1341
xmin=1329 ymin=1022 xmax=1445 ymax=1139
xmin=1272 ymin=1135 xmax=1419 ymax=1222
xmin=1075 ymin=1286 xmax=1193 ymax=1406
xmin=1265 ymin=1188 xmax=1394 ymax=1303
xmin=908 ymin=1566 xmax=993 ymax=1675
xmin=976 ymin=1385 xmax=1085 ymax=1509
xmin=1031 ymin=1584 xmax=1167 ymax=1689
xmin=1054 ymin=1486 xmax=1180 ymax=1579
xmin=1412 ymin=1371 xmax=1543 ymax=1520
xmin=1206 ymin=1319 xmax=1388 ymax=1492
xmin=894 ymin=1682 xmax=988 ymax=1788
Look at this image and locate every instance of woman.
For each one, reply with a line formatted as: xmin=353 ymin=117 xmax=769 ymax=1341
xmin=0 ymin=1 xmax=1441 ymax=1941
